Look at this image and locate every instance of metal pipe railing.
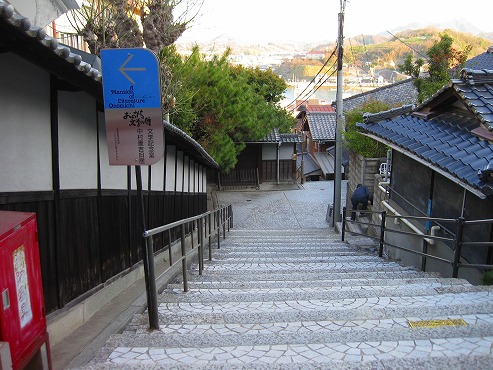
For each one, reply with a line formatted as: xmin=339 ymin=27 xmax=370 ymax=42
xmin=342 ymin=207 xmax=493 ymax=279
xmin=141 ymin=204 xmax=233 ymax=324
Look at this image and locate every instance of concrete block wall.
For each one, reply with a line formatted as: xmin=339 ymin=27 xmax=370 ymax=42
xmin=346 ymin=151 xmax=385 ymax=211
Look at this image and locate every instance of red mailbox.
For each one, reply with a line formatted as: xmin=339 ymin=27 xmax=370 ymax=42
xmin=0 ymin=211 xmax=51 ymax=369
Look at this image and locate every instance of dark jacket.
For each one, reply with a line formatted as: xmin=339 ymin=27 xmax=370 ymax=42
xmin=351 ymin=185 xmax=371 ymax=203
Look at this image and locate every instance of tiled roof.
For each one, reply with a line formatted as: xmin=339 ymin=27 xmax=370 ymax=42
xmin=358 ymin=69 xmax=493 ymax=197
xmin=0 ymin=1 xmax=102 ymax=82
xmin=336 ymin=79 xmax=418 ymax=112
xmin=363 ymin=105 xmax=415 ymax=124
xmin=307 ymin=112 xmax=337 ymax=141
xmin=280 ymin=133 xmax=303 ymax=143
xmin=415 ymin=69 xmax=493 ymax=131
xmin=263 ymin=128 xmax=281 ymax=142
xmin=465 ymin=47 xmax=493 ymax=71
xmin=305 ymin=104 xmax=335 ymax=113
xmin=359 ymin=110 xmax=493 ymax=197
xmin=253 ymin=128 xmax=302 ymax=143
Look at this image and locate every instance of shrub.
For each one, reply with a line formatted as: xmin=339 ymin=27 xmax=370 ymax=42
xmin=344 ymin=100 xmax=390 ymax=158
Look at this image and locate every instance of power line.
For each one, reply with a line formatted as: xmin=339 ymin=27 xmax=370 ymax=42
xmin=348 ymin=37 xmax=365 ymax=95
xmin=386 ymin=30 xmax=429 ymax=60
xmin=285 ymin=46 xmax=337 ymax=109
xmin=289 ymin=59 xmax=338 ymax=113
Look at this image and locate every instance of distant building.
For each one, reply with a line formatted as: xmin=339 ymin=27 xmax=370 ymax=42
xmin=333 ymin=78 xmax=418 ymax=113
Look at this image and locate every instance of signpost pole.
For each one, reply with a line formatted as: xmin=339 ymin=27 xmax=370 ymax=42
xmin=135 ymin=165 xmax=159 ymax=330
xmin=101 ymin=48 xmax=164 ymax=330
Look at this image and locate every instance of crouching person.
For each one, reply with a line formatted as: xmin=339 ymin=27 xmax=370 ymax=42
xmin=350 ymin=184 xmax=372 ymax=221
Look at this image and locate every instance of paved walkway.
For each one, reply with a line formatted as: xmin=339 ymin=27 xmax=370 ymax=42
xmin=217 ymin=181 xmax=345 ymax=229
xmin=69 ymin=181 xmax=493 ymax=369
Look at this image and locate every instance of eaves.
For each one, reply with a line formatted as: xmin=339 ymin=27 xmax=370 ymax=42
xmin=361 ymin=132 xmax=486 ymax=199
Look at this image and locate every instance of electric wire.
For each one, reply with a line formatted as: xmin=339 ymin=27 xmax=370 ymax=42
xmin=285 ymin=46 xmax=337 ymax=110
xmin=387 ymin=30 xmax=429 ymax=60
xmin=289 ymin=58 xmax=338 ymax=113
xmin=348 ymin=37 xmax=365 ymax=95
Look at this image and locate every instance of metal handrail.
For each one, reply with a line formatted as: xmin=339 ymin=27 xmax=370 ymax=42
xmin=145 ymin=205 xmax=233 ymax=287
xmin=141 ymin=205 xmax=233 ymax=330
xmin=342 ymin=207 xmax=493 ymax=278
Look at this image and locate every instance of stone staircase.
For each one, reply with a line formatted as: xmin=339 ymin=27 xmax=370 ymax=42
xmin=87 ymin=229 xmax=493 ymax=369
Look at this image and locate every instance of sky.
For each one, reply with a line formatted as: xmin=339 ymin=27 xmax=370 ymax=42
xmin=178 ymin=0 xmax=493 ymax=44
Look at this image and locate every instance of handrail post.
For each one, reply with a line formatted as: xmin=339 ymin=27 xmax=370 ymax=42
xmin=378 ymin=210 xmax=386 ymax=258
xmin=208 ymin=213 xmax=212 ymax=260
xmin=189 ymin=221 xmax=193 ymax=249
xmin=222 ymin=208 xmax=226 ymax=239
xmin=230 ymin=205 xmax=233 ymax=229
xmin=168 ymin=228 xmax=173 ymax=266
xmin=145 ymin=235 xmax=159 ymax=330
xmin=342 ymin=207 xmax=346 ymax=241
xmin=227 ymin=207 xmax=230 ymax=232
xmin=217 ymin=210 xmax=221 ymax=249
xmin=198 ymin=217 xmax=204 ymax=275
xmin=180 ymin=223 xmax=188 ymax=292
xmin=452 ymin=217 xmax=465 ymax=278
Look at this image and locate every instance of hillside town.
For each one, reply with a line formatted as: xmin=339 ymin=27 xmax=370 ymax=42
xmin=2 ymin=1 xmax=493 ymax=369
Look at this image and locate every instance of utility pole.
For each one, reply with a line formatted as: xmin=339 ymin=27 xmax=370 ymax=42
xmin=333 ymin=2 xmax=345 ymax=225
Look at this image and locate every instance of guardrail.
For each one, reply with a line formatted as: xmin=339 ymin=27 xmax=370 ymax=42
xmin=341 ymin=207 xmax=493 ymax=279
xmin=141 ymin=205 xmax=233 ymax=329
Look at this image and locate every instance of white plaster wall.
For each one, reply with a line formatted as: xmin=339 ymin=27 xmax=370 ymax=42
xmin=175 ymin=152 xmax=184 ymax=192
xmin=203 ymin=168 xmax=207 ymax=193
xmin=183 ymin=157 xmax=190 ymax=193
xmin=194 ymin=163 xmax=198 ymax=193
xmin=58 ymin=91 xmax=98 ymax=190
xmin=189 ymin=161 xmax=195 ymax=193
xmin=130 ymin=166 xmax=149 ymax=190
xmin=98 ymin=112 xmax=127 ymax=190
xmin=262 ymin=144 xmax=277 ymax=160
xmin=151 ymin=147 xmax=165 ymax=191
xmin=280 ymin=144 xmax=294 ymax=160
xmin=0 ymin=53 xmax=52 ymax=192
xmin=165 ymin=145 xmax=176 ymax=192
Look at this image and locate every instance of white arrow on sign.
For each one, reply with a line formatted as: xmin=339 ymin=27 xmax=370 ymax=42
xmin=119 ymin=54 xmax=146 ymax=84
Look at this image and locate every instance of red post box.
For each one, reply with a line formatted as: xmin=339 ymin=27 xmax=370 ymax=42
xmin=0 ymin=211 xmax=51 ymax=370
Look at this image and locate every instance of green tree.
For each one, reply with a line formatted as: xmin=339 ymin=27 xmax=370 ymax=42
xmin=161 ymin=46 xmax=295 ymax=171
xmin=344 ymin=100 xmax=390 ymax=158
xmin=398 ymin=54 xmax=424 ymax=79
xmin=399 ymin=33 xmax=471 ymax=102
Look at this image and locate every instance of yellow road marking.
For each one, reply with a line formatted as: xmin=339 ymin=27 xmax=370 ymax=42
xmin=408 ymin=319 xmax=467 ymax=328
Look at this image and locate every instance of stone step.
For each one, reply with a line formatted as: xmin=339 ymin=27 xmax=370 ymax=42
xmin=227 ymin=228 xmax=337 ymax=235
xmin=176 ymin=269 xmax=439 ymax=283
xmin=159 ymin=281 xmax=476 ymax=302
xmin=167 ymin=277 xmax=471 ymax=290
xmin=211 ymin=251 xmax=368 ymax=260
xmin=158 ymin=284 xmax=490 ymax=304
xmin=152 ymin=291 xmax=493 ymax=325
xmin=91 ymin=335 xmax=493 ymax=368
xmin=219 ymin=241 xmax=344 ymax=248
xmin=205 ymin=255 xmax=383 ymax=264
xmin=125 ymin=313 xmax=493 ymax=338
xmin=88 ymin=225 xmax=493 ymax=369
xmin=113 ymin=317 xmax=493 ymax=350
xmin=187 ymin=262 xmax=417 ymax=276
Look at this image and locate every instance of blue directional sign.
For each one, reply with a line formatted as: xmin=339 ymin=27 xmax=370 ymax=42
xmin=101 ymin=48 xmax=161 ymax=109
xmin=101 ymin=48 xmax=164 ymax=166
